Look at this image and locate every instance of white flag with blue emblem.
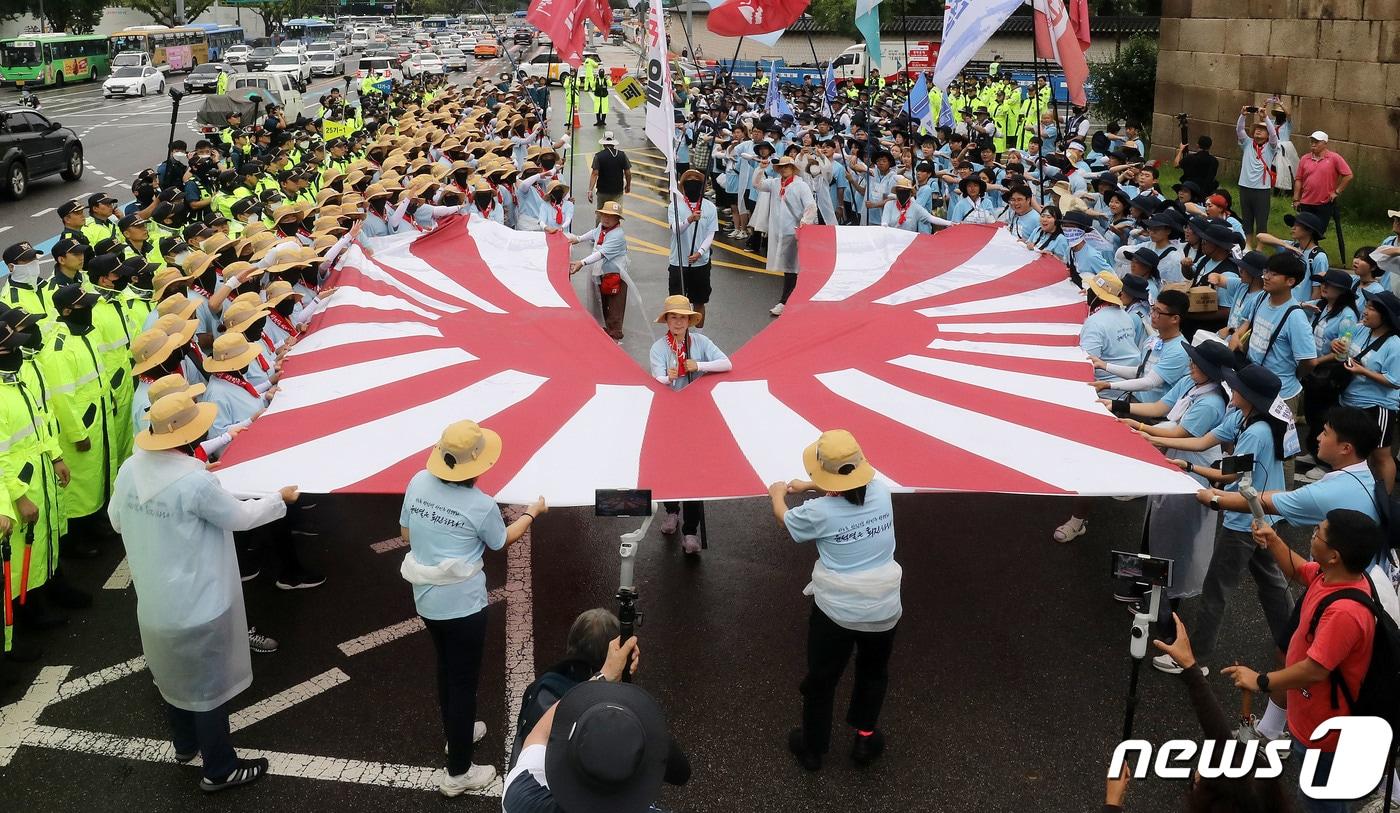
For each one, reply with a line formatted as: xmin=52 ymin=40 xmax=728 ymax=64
xmin=932 ymin=0 xmax=1024 ymax=92
xmin=764 ymin=60 xmax=793 ymax=118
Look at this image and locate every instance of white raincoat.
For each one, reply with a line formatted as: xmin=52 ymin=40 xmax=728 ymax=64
xmin=756 ymin=175 xmax=818 ymax=274
xmin=109 ymin=449 xmax=286 ymax=711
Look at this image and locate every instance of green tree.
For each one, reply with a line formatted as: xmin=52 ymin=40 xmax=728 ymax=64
xmin=115 ymin=0 xmax=216 ymax=26
xmin=1088 ymin=33 xmax=1156 ymax=132
xmin=247 ymin=0 xmax=317 ymax=38
xmin=807 ymin=0 xmax=942 ymax=41
xmin=39 ymin=0 xmax=108 ymax=32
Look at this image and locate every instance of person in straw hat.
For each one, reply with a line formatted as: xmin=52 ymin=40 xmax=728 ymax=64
xmin=400 ymin=420 xmax=546 ymax=796
xmin=668 ymin=169 xmax=718 ymax=326
xmin=649 ymin=295 xmax=732 ymax=553
xmin=567 ymin=200 xmax=631 ymax=341
xmin=880 ymin=174 xmax=947 ymax=234
xmin=766 ymin=429 xmax=901 ymax=772
xmin=752 ymin=154 xmax=818 ymax=317
xmin=111 ymin=390 xmax=298 ymax=792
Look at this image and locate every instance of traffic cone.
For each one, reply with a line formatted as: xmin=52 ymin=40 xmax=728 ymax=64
xmin=572 ymin=108 xmax=582 ymax=130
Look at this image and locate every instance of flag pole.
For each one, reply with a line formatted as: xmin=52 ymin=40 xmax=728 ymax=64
xmin=1031 ymin=8 xmax=1047 ymax=207
xmin=807 ymin=31 xmax=852 ymax=224
xmin=726 ymin=35 xmax=744 ymax=83
xmin=900 ymin=0 xmax=913 ymax=183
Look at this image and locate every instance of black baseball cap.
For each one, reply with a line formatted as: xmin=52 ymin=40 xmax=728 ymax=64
xmin=0 ymin=324 xmax=31 ymax=351
xmin=0 ymin=304 xmax=41 ymax=332
xmin=2 ymin=242 xmax=37 ymax=265
xmin=50 ymin=238 xmax=86 ymax=258
xmin=158 ymin=186 xmax=185 ymax=203
xmin=52 ymin=283 xmax=98 ymax=312
xmin=118 ymin=257 xmax=157 ymax=278
xmin=57 ymin=199 xmax=86 ymax=218
xmin=88 ymin=253 xmax=122 ymax=278
xmin=86 ymin=192 xmax=119 ymax=208
xmin=231 ymin=197 xmax=262 ymax=217
xmin=118 ymin=214 xmax=149 ymax=231
xmin=92 ymin=237 xmax=123 ymax=257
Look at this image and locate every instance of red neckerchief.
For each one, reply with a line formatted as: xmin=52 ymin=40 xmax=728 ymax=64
xmin=476 ymin=201 xmax=494 ymax=218
xmin=297 ymin=228 xmax=313 ymax=239
xmin=1254 ymin=140 xmax=1277 ymax=185
xmin=187 ymin=341 xmax=204 ymax=362
xmin=268 ymin=309 xmax=298 ymax=338
xmin=137 ymin=373 xmax=158 ymax=385
xmin=550 ymin=201 xmax=565 ymax=225
xmin=194 ymin=445 xmax=208 ymax=462
xmin=666 ymin=330 xmax=688 ymax=379
xmin=596 ymin=224 xmax=614 ymax=248
xmin=214 ymin=370 xmax=259 ymax=399
xmin=686 ymin=196 xmax=702 ymax=217
xmin=895 ymin=198 xmax=911 ymax=226
xmin=779 ymin=175 xmax=795 ymax=199
xmin=261 ymin=334 xmax=277 ymax=354
xmin=190 ymin=283 xmax=212 ymax=299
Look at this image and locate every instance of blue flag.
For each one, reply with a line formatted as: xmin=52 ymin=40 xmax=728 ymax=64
xmin=373 ymin=79 xmax=393 ymax=94
xmin=764 ymin=60 xmax=793 ymax=118
xmin=854 ymin=9 xmax=881 ymax=65
xmin=937 ymin=92 xmax=954 ymax=129
xmin=903 ymin=72 xmax=934 ymax=134
xmin=823 ymin=61 xmax=837 ymax=105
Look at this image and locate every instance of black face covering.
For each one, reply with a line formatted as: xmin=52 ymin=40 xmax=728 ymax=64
xmin=133 ymin=271 xmax=154 ymax=290
xmin=275 ymin=299 xmax=296 ymax=318
xmin=895 ymin=190 xmax=912 ymax=204
xmin=111 ymin=276 xmax=131 ymax=292
xmin=474 ymin=193 xmax=494 ymax=209
xmin=21 ymin=330 xmax=42 ymax=352
xmin=453 ymin=170 xmax=470 ymax=185
xmin=243 ymin=316 xmax=267 ymax=342
xmin=301 ymin=268 xmax=318 ymax=289
xmin=370 ymin=199 xmax=388 ymax=215
xmin=682 ymin=180 xmax=704 ymax=199
xmin=0 ymin=350 xmax=21 ymax=373
xmin=63 ymin=307 xmax=93 ymax=331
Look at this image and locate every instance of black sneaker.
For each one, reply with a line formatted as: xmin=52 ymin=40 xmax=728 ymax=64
xmin=47 ymin=575 xmax=93 ymax=610
xmin=787 ymin=727 xmax=821 ymax=772
xmin=851 ymin=729 xmax=885 ymax=766
xmin=199 ymin=757 xmax=269 ymax=792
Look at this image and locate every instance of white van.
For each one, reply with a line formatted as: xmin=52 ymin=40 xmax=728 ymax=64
xmin=355 ymin=55 xmax=403 ymax=81
xmin=350 ymin=30 xmax=371 ymax=49
xmin=229 ymin=72 xmax=305 ymax=121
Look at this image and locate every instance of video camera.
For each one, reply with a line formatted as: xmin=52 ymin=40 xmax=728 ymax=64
xmin=596 ymin=489 xmax=655 ymax=683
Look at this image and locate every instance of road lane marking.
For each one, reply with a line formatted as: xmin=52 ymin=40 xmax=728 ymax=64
xmin=102 ymin=557 xmax=131 ymax=589
xmin=337 ymin=588 xmax=506 ymax=657
xmin=370 ymin=536 xmax=408 ymax=553
xmin=30 ymin=208 xmax=54 ymax=218
xmin=229 ymin=668 xmax=350 ymax=733
xmin=501 ymin=508 xmax=534 ymax=761
xmin=54 ymin=656 xmax=146 ymax=702
xmin=0 ymin=665 xmax=69 ymax=766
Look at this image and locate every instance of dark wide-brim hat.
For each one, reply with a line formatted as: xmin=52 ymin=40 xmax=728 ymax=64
xmin=958 ymin=175 xmax=987 ymax=196
xmin=1284 ymin=211 xmax=1328 ymax=239
xmin=1223 ymin=364 xmax=1283 ymax=417
xmin=1185 ymin=338 xmax=1237 ymax=383
xmin=1363 ymin=289 xmax=1400 ymax=332
xmin=1120 ymin=272 xmax=1150 ymax=301
xmin=546 ymin=681 xmax=670 ymax=813
xmin=1312 ymin=267 xmax=1354 ymax=291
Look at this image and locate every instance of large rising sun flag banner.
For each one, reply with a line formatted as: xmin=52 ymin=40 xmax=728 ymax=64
xmin=214 ymin=220 xmax=1199 ymax=504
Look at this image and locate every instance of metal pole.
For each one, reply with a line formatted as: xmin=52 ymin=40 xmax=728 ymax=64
xmin=900 ymin=0 xmax=913 ymax=182
xmin=1031 ymin=23 xmax=1046 ymax=206
xmin=176 ymin=0 xmax=186 ymax=26
xmin=37 ymin=0 xmax=46 ymax=33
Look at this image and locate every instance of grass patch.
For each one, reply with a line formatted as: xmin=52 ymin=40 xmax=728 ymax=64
xmin=1155 ymin=164 xmax=1396 ymax=268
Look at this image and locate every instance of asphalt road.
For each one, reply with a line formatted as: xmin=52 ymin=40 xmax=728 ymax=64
xmin=0 ymin=39 xmax=1319 ymax=813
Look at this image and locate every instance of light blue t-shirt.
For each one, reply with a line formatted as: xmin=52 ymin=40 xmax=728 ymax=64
xmin=1340 ymin=328 xmax=1400 ymax=410
xmin=1270 ymin=463 xmax=1379 ymax=527
xmin=1223 ymin=418 xmax=1286 ymax=532
xmin=1309 ymin=305 xmax=1359 ymax=356
xmin=1081 ymin=307 xmax=1140 ymax=383
xmin=1159 ymin=377 xmax=1227 ymax=436
xmin=1137 ymin=334 xmax=1190 ymax=403
xmin=649 ymin=331 xmax=728 ymax=392
xmin=399 ymin=470 xmax=507 ymax=621
xmin=1247 ymin=298 xmax=1317 ymax=399
xmin=1211 ymin=407 xmax=1245 ymax=446
xmin=783 ymin=479 xmax=896 ymax=575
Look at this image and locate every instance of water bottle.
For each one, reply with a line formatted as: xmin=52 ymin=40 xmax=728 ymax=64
xmin=1335 ymin=319 xmax=1355 ymax=361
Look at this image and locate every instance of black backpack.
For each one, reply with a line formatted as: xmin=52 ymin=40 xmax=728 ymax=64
xmin=1287 ymin=572 xmax=1400 ymax=730
xmin=508 ymin=670 xmax=578 ymax=770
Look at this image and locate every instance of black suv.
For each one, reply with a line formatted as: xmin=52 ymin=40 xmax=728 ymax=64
xmin=247 ymin=47 xmax=278 ymax=71
xmin=0 ymin=108 xmax=83 ymax=199
xmin=513 ymin=29 xmax=533 ymax=45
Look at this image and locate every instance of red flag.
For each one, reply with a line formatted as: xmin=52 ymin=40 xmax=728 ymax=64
xmin=527 ymin=0 xmax=590 ymax=68
xmin=585 ymin=0 xmax=612 ymax=35
xmin=1068 ymin=0 xmax=1092 ymax=51
xmin=706 ymin=0 xmax=810 ymax=37
xmin=1032 ymin=0 xmax=1089 ymax=108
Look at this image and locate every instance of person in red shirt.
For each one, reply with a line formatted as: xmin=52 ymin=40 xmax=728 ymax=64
xmin=1223 ymin=509 xmax=1380 ymax=813
xmin=1293 ymin=132 xmax=1353 ymax=238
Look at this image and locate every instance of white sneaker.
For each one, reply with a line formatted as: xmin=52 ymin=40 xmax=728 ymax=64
xmin=769 ymin=302 xmax=785 ymax=316
xmin=1233 ymin=714 xmax=1291 ymax=757
xmin=1151 ymin=653 xmax=1208 ymax=676
xmin=658 ymin=511 xmax=680 ymax=535
xmin=1300 ymin=465 xmax=1328 ymax=482
xmin=439 ymin=764 xmax=496 ymax=797
xmin=1053 ymin=517 xmax=1087 ymax=543
xmin=682 ymin=534 xmax=701 ymax=554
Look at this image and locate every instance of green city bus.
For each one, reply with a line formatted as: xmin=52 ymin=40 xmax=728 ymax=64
xmin=0 ymin=33 xmax=111 ymax=87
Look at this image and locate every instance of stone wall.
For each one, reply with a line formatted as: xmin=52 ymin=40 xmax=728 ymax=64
xmin=1151 ymin=0 xmax=1400 ymax=192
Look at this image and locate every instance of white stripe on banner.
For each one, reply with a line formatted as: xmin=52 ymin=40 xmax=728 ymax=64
xmin=215 ymin=370 xmax=547 ymax=494
xmin=371 ymin=244 xmax=507 ymax=314
xmin=815 ymin=369 xmax=1197 ymax=496
xmin=319 ymin=287 xmax=445 ymax=321
xmin=287 ymin=321 xmax=444 ymax=358
xmin=469 ymin=220 xmax=570 ymax=309
xmin=936 ymin=321 xmax=1081 ymax=336
xmin=876 ymin=229 xmax=1039 ymax=306
xmin=710 ymin=379 xmax=903 ymax=489
xmin=495 ymin=385 xmax=654 ymax=507
xmin=888 ymin=354 xmax=1102 ymax=413
xmin=916 ymin=282 xmax=1083 ymax=319
xmin=925 ymin=338 xmax=1087 ymax=363
xmin=265 ymin=347 xmax=478 ymax=417
xmin=810 ymin=227 xmax=919 ymax=302
xmin=355 ymin=262 xmax=469 ymax=315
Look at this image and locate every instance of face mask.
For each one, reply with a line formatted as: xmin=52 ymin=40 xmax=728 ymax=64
xmin=474 ymin=193 xmax=493 ymax=209
xmin=275 ymin=299 xmax=296 ymax=318
xmin=9 ymin=262 xmax=39 ymax=286
xmin=21 ymin=330 xmax=41 ymax=352
xmin=111 ymin=276 xmax=130 ymax=292
xmin=170 ymin=251 xmax=190 ymax=267
xmin=0 ymin=351 xmax=20 ymax=373
xmin=682 ymin=180 xmax=703 ymax=199
xmin=297 ymin=140 xmax=310 ymax=150
xmin=895 ymin=190 xmax=912 ymax=204
xmin=64 ymin=306 xmax=93 ymax=330
xmin=243 ymin=317 xmax=267 ymax=341
xmin=172 ymin=152 xmax=187 ymax=161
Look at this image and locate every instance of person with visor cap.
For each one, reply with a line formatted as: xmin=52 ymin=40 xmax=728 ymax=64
xmin=400 ymin=420 xmax=546 ymax=796
xmin=111 ymin=389 xmax=298 ymax=792
xmin=2 ymin=242 xmax=54 ymax=321
xmin=82 ymin=193 xmax=122 ymax=247
xmin=768 ymin=430 xmax=902 ymax=771
xmin=55 ymin=198 xmax=89 ymax=246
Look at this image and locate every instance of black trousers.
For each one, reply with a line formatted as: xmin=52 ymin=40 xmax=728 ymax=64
xmin=799 ymin=606 xmax=897 ymax=754
xmin=166 ymin=701 xmax=237 ymax=780
xmin=780 ymin=272 xmax=798 ymax=304
xmin=424 ymin=608 xmax=488 ymax=775
xmin=661 ymin=500 xmax=701 ymax=535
